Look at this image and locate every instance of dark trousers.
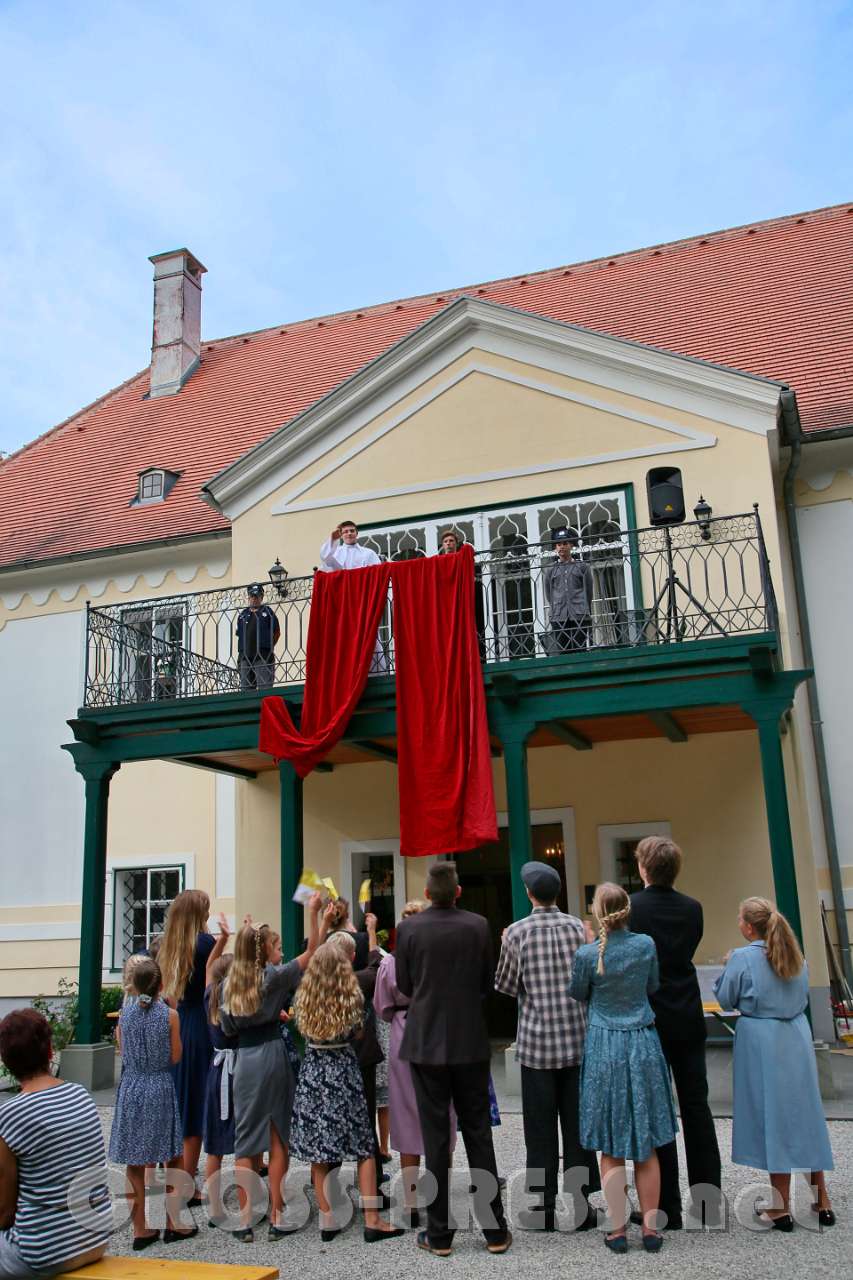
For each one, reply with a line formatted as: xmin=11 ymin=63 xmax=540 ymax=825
xmin=360 ymin=1063 xmax=382 ymax=1198
xmin=656 ymin=1034 xmax=721 ymax=1220
xmin=520 ymin=1064 xmax=601 ymax=1212
xmin=552 ymin=615 xmax=591 ymax=652
xmin=411 ymin=1061 xmax=508 ymax=1249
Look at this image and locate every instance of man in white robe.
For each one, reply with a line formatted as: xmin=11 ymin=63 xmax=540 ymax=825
xmin=319 ymin=519 xmax=388 ymax=672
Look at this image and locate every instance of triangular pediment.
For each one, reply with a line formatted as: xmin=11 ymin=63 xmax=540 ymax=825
xmin=203 ymin=296 xmax=782 ymax=520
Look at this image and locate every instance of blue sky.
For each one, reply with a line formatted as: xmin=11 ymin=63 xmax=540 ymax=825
xmin=0 ymin=0 xmax=851 ymax=455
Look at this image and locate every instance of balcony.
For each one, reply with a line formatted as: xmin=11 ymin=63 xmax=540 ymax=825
xmin=82 ymin=510 xmax=778 ymax=710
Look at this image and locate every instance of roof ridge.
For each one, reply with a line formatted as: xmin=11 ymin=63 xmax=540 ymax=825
xmin=200 ymin=200 xmax=853 ymax=349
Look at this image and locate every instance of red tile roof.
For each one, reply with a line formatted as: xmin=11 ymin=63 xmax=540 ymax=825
xmin=2 ymin=202 xmax=852 ymax=572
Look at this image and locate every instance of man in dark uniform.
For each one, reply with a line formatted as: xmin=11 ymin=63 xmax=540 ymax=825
xmin=628 ymin=836 xmax=722 ymax=1229
xmin=236 ymin=583 xmax=280 ymax=690
xmin=543 ymin=529 xmax=594 ymax=652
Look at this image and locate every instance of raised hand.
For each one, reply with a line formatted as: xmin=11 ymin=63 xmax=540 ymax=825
xmin=331 ymin=526 xmax=342 ymax=542
xmin=216 ymin=912 xmax=230 ymax=939
xmin=308 ymin=891 xmax=323 ymax=914
xmin=365 ymin=912 xmax=378 ymax=934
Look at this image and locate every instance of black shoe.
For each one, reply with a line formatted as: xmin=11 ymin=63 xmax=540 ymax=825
xmin=208 ymin=1219 xmax=217 ymax=1229
xmin=187 ymin=1195 xmax=203 ymax=1208
xmin=642 ymin=1232 xmax=664 ymax=1253
xmin=268 ymin=1222 xmax=300 ymax=1240
xmin=320 ymin=1227 xmax=342 ymax=1242
xmin=815 ymin=1208 xmax=836 ymax=1227
xmin=485 ymin=1230 xmax=512 ymax=1254
xmin=364 ymin=1226 xmax=405 ymax=1243
xmin=604 ymin=1233 xmax=628 ymax=1254
xmin=232 ymin=1227 xmax=254 ymax=1243
xmin=132 ymin=1232 xmax=160 ymax=1251
xmin=163 ymin=1226 xmax=199 ymax=1243
xmin=762 ymin=1213 xmax=794 ymax=1232
xmin=416 ymin=1230 xmax=452 ymax=1257
xmin=630 ymin=1209 xmax=681 ymax=1231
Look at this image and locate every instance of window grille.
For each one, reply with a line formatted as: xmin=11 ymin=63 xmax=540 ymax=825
xmin=113 ymin=865 xmax=184 ymax=966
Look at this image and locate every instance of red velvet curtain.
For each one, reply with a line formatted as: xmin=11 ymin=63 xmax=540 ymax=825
xmin=259 ymin=560 xmax=391 ymax=777
xmin=259 ymin=545 xmax=497 ymax=856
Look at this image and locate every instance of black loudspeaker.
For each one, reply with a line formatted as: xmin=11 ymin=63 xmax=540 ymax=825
xmin=647 ymin=467 xmax=685 ymax=526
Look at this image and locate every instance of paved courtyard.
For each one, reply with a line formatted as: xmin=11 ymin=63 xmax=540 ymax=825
xmin=97 ymin=1110 xmax=851 ymax=1279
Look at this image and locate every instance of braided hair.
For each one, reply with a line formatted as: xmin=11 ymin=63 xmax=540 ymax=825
xmin=591 ymin=882 xmax=631 ymax=974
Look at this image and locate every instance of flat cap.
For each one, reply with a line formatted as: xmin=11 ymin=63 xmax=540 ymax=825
xmin=520 ymin=860 xmax=562 ymax=900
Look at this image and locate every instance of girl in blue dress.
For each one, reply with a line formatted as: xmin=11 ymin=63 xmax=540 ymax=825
xmin=714 ymin=897 xmax=834 ymax=1230
xmin=109 ymin=958 xmax=197 ymax=1249
xmin=570 ymin=882 xmax=677 ymax=1254
xmin=158 ymin=891 xmax=227 ymax=1188
xmin=203 ymin=951 xmax=237 ymax=1226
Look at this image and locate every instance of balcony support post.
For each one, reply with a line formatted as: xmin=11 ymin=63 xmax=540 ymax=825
xmin=744 ymin=699 xmax=803 ymax=947
xmin=279 ymin=760 xmax=304 ymax=958
xmin=62 ymin=758 xmax=120 ymax=1091
xmin=496 ymin=716 xmax=536 ymax=923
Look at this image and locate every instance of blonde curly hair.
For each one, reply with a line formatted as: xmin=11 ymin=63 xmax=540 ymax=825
xmin=592 ymin=882 xmax=631 ymax=974
xmin=293 ymin=941 xmax=364 ymax=1042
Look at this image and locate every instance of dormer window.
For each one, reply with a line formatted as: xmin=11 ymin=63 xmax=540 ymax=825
xmin=133 ymin=468 xmax=179 ymax=506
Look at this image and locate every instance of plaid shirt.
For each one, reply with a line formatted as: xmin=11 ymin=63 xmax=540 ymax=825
xmin=494 ymin=906 xmax=588 ymax=1069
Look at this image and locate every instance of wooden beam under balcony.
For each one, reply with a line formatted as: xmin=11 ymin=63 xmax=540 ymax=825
xmin=647 ymin=710 xmax=688 ymax=742
xmin=176 ymin=755 xmax=259 ymax=780
xmin=548 ymin=720 xmax=592 ymax=751
xmin=352 ymin=739 xmax=398 ymax=763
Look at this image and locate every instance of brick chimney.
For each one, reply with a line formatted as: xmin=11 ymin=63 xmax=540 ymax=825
xmin=148 ymin=249 xmax=207 ymax=397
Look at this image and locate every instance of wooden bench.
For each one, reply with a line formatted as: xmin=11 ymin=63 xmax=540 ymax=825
xmin=63 ymin=1259 xmax=278 ymax=1279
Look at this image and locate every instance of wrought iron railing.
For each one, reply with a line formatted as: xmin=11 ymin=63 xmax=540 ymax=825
xmin=83 ymin=509 xmax=777 ymax=708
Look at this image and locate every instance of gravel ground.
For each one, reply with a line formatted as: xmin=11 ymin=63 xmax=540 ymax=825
xmin=96 ymin=1109 xmax=851 ymax=1278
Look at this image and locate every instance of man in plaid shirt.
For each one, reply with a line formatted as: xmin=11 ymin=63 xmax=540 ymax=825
xmin=495 ymin=861 xmax=600 ymax=1231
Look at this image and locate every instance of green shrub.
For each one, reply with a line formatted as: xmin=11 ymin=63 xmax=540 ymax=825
xmin=100 ymin=986 xmax=123 ymax=1040
xmin=31 ymin=977 xmax=79 ymax=1054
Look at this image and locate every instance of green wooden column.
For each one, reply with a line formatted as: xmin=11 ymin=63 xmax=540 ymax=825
xmin=747 ymin=703 xmax=804 ymax=946
xmin=75 ymin=760 xmax=120 ymax=1045
xmin=500 ymin=724 xmax=534 ymax=924
xmin=279 ymin=760 xmax=304 ymax=958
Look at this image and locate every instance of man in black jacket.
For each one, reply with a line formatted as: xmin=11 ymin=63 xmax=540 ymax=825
xmin=628 ymin=836 xmax=721 ymax=1229
xmin=395 ymin=861 xmax=511 ymax=1257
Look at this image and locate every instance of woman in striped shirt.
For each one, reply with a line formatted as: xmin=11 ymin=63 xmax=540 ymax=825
xmin=0 ymin=1009 xmax=112 ymax=1277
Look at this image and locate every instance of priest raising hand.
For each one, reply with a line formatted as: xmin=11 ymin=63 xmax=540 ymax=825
xmin=320 ymin=518 xmax=382 ymax=572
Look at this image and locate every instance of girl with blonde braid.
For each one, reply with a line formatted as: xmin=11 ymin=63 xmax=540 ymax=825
xmin=714 ymin=898 xmax=834 ymax=1230
xmin=219 ymin=894 xmax=324 ymax=1243
xmin=570 ymin=883 xmax=676 ymax=1253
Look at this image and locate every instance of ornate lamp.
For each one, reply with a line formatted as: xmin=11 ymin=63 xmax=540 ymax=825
xmin=693 ymin=495 xmax=713 ymax=540
xmin=268 ymin=557 xmax=289 ymax=598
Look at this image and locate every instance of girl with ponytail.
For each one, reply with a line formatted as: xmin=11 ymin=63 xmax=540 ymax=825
xmin=714 ymin=898 xmax=834 ymax=1229
xmin=570 ymin=883 xmax=677 ymax=1253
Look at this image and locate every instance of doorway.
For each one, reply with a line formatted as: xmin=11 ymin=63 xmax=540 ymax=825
xmin=341 ymin=840 xmax=407 ymax=949
xmin=453 ymin=808 xmax=577 ymax=1040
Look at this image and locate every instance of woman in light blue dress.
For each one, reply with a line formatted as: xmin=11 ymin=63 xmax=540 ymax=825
xmin=570 ymin=883 xmax=677 ymax=1253
xmin=714 ymin=897 xmax=834 ymax=1230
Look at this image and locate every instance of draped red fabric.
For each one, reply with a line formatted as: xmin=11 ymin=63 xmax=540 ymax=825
xmin=258 ymin=560 xmax=391 ymax=777
xmin=259 ymin=545 xmax=497 ymax=855
xmin=392 ymin=545 xmax=498 ymax=857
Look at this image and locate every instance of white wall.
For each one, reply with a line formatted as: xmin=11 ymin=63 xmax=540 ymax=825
xmin=797 ymin=499 xmax=853 ymax=870
xmin=0 ymin=610 xmax=85 ymax=905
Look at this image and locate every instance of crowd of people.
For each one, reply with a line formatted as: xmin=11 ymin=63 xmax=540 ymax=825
xmin=0 ymin=837 xmax=837 ymax=1272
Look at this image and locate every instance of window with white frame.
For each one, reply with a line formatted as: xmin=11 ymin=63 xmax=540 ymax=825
xmin=113 ymin=865 xmax=184 ymax=966
xmin=360 ymin=489 xmax=635 ymax=659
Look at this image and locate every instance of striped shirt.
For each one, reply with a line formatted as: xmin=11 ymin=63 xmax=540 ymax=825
xmin=494 ymin=906 xmax=588 ymax=1069
xmin=0 ymin=1081 xmax=112 ymax=1271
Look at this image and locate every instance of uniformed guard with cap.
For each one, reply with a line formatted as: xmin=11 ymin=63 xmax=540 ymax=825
xmin=544 ymin=529 xmax=594 ymax=653
xmin=236 ymin=583 xmax=281 ymax=690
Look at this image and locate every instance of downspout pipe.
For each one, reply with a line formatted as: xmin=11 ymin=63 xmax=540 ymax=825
xmin=780 ymin=391 xmax=853 ymax=987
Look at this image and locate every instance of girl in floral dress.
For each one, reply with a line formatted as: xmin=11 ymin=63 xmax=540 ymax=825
xmin=109 ymin=959 xmax=197 ymax=1250
xmin=290 ymin=942 xmax=404 ymax=1244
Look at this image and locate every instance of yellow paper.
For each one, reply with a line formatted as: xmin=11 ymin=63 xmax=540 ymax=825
xmin=358 ymin=878 xmax=371 ymax=907
xmin=322 ymin=876 xmax=339 ymax=900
